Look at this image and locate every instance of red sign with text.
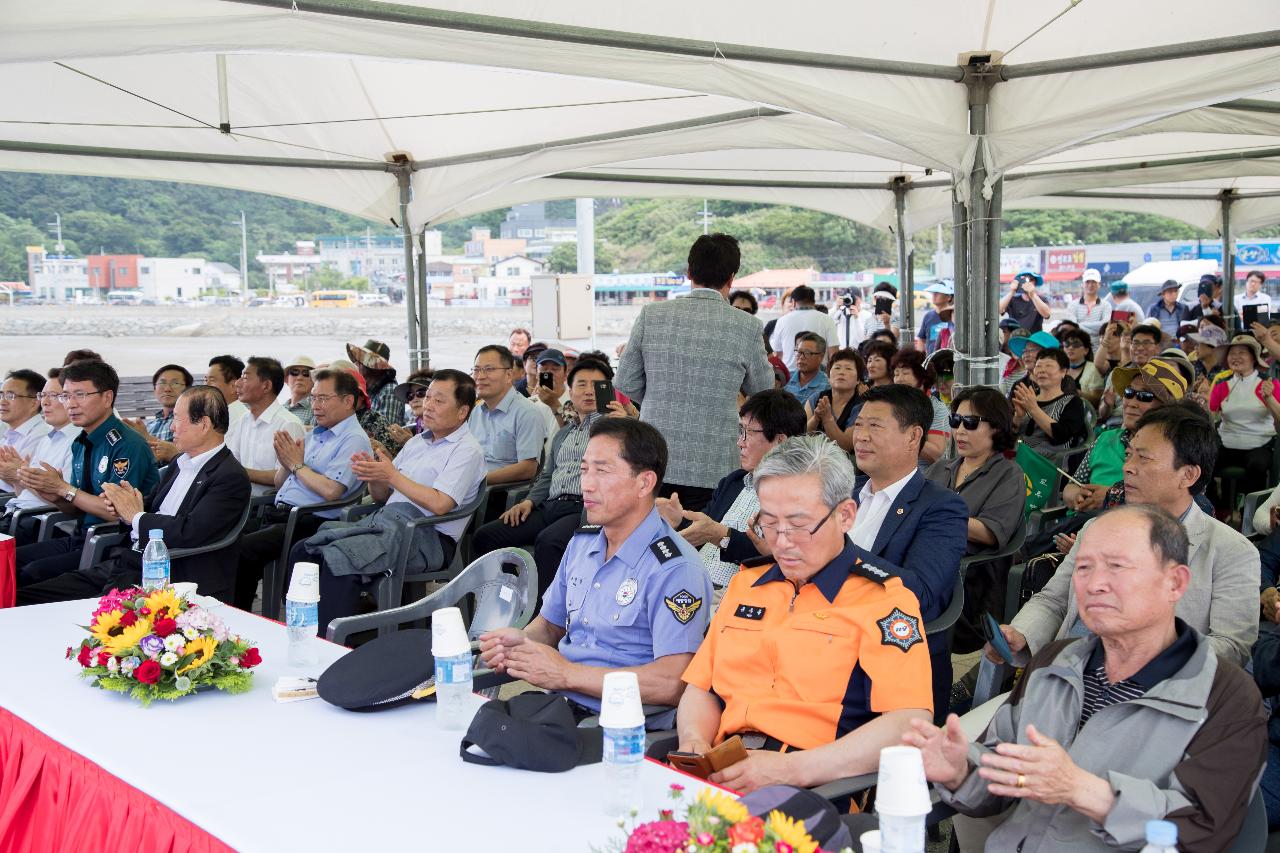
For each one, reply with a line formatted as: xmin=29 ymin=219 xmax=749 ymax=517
xmin=1043 ymin=247 xmax=1086 ymax=281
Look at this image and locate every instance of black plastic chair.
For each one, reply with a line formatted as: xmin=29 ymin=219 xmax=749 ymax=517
xmin=77 ymin=501 xmax=253 ymax=579
xmin=260 ymin=486 xmax=367 ymax=621
xmin=6 ymin=502 xmax=58 ymax=537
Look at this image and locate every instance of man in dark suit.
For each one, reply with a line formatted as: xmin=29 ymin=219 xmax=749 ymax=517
xmin=17 ymin=386 xmax=250 ymax=605
xmin=848 ymin=384 xmax=969 ymax=720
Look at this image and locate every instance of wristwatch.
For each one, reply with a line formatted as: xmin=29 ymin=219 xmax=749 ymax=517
xmin=718 ymin=534 xmax=731 ymax=550
xmin=290 ymin=462 xmax=305 ymax=474
xmin=63 ymin=486 xmax=78 ymax=503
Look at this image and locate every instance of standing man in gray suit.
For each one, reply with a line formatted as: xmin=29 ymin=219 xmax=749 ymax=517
xmin=615 ymin=234 xmax=774 ymax=511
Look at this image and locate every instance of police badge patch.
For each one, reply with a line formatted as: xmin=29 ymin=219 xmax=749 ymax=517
xmin=876 ymin=607 xmax=923 ymax=652
xmin=98 ymin=456 xmax=109 ymax=475
xmin=112 ymin=458 xmax=131 ymax=479
xmin=663 ymin=589 xmax=703 ymax=624
xmin=616 ymin=578 xmax=638 ymax=606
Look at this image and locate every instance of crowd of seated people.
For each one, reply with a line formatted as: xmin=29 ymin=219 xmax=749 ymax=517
xmin=9 ymin=245 xmax=1280 ymax=850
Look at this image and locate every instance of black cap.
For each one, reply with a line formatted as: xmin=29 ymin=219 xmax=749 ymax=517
xmin=461 ymin=693 xmax=603 ymax=773
xmin=317 ymin=629 xmax=435 ymax=711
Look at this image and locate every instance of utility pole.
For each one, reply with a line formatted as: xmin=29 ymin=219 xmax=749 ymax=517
xmin=697 ymin=200 xmax=715 ymax=234
xmin=239 ymin=210 xmax=249 ymax=303
xmin=47 ymin=213 xmax=64 ymax=254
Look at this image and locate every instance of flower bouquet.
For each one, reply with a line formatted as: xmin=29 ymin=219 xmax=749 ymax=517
xmin=598 ymin=784 xmax=851 ymax=853
xmin=67 ymin=587 xmax=262 ymax=705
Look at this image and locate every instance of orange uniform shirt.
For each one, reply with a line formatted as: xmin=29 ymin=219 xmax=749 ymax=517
xmin=682 ymin=543 xmax=933 ymax=750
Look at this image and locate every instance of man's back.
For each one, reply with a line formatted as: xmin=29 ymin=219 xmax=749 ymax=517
xmin=615 ymin=289 xmax=772 ymax=491
xmin=770 ymin=308 xmax=838 ymax=369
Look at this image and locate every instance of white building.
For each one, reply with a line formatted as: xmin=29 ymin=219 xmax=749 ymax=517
xmin=255 ymin=251 xmax=327 ymax=292
xmin=27 ymin=247 xmax=89 ymax=302
xmin=315 ymin=231 xmax=443 ymax=282
xmin=492 ymin=254 xmax=545 ymax=278
xmin=138 ymin=257 xmax=206 ymax=301
xmin=204 ymin=262 xmax=242 ymax=294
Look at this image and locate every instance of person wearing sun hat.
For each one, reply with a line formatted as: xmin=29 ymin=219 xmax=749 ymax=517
xmin=1105 ymin=280 xmax=1146 ymax=325
xmin=345 ymin=339 xmax=401 ymax=427
xmin=282 ymin=355 xmax=316 ymax=427
xmin=1207 ymin=334 xmax=1280 ymax=503
xmin=1003 ymin=329 xmax=1058 ymax=398
xmin=1000 ymin=270 xmax=1051 ymax=333
xmin=1147 ymin=279 xmax=1190 ymax=338
xmin=387 ymin=368 xmax=434 ymax=445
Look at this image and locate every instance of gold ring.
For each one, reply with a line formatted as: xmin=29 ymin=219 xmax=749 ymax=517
xmin=1016 ymin=774 xmax=1026 ymax=789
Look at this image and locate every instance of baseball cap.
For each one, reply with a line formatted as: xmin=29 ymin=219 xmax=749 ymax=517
xmin=768 ymin=353 xmax=790 ymax=385
xmin=461 ymin=693 xmax=603 ymax=772
xmin=1188 ymin=325 xmax=1228 ymax=347
xmin=1109 ymin=281 xmax=1129 ymax=293
xmin=999 ymin=318 xmax=1022 ymax=331
xmin=536 ymin=348 xmax=567 ymax=367
xmin=1082 ymin=269 xmax=1102 ymax=283
xmin=1110 ymin=357 xmax=1188 ymax=402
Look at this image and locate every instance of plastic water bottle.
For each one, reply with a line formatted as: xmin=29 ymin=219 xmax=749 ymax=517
xmin=602 ymin=723 xmax=645 ymax=815
xmin=141 ymin=529 xmax=169 ymax=590
xmin=878 ymin=814 xmax=925 ymax=853
xmin=285 ymin=562 xmax=321 ymax=667
xmin=1141 ymin=820 xmax=1178 ymax=852
xmin=433 ymin=650 xmax=474 ymax=730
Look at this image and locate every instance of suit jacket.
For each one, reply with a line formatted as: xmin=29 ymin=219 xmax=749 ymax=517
xmin=849 ymin=470 xmax=970 ymax=657
xmin=700 ymin=468 xmax=760 ymax=566
xmin=1011 ymin=503 xmax=1259 ymax=667
xmin=615 ymin=288 xmax=773 ymax=489
xmin=111 ymin=446 xmax=251 ymax=601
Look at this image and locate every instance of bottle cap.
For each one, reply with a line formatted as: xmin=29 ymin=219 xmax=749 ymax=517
xmin=148 ymin=529 xmax=164 ymax=539
xmin=431 ymin=606 xmax=471 ymax=656
xmin=1145 ymin=820 xmax=1177 ymax=846
xmin=598 ymin=671 xmax=644 ymax=728
xmin=875 ymin=746 xmax=931 ymax=816
xmin=287 ymin=562 xmax=321 ymax=603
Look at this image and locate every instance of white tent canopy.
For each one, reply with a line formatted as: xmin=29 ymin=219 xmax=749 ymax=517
xmin=4 ymin=0 xmax=1280 ymax=376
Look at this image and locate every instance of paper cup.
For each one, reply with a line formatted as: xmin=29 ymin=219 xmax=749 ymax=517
xmin=171 ymin=581 xmax=198 ymax=598
xmin=875 ymin=745 xmax=931 ymax=817
xmin=859 ymin=830 xmax=881 ymax=853
xmin=598 ymin=671 xmax=644 ymax=729
xmin=431 ymin=606 xmax=471 ymax=657
xmin=287 ymin=562 xmax=321 ymax=604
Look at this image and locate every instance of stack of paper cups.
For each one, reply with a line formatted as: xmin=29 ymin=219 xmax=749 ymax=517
xmin=287 ymin=562 xmax=321 ymax=603
xmin=860 ymin=830 xmax=882 ymax=853
xmin=431 ymin=606 xmax=470 ymax=656
xmin=876 ymin=746 xmax=930 ymax=853
xmin=599 ymin=671 xmax=644 ymax=728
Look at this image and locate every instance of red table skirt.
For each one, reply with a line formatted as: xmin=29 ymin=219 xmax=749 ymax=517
xmin=0 ymin=707 xmax=233 ymax=853
xmin=0 ymin=536 xmax=14 ymax=609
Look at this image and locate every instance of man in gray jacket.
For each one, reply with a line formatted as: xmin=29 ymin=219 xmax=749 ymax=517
xmin=615 ymin=234 xmax=774 ymax=511
xmin=991 ymin=402 xmax=1259 ymax=668
xmin=908 ymin=504 xmax=1265 ymax=852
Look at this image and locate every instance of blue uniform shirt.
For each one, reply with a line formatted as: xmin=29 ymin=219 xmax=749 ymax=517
xmin=540 ymin=507 xmax=712 ymax=713
xmin=71 ymin=413 xmax=159 ymax=527
xmin=274 ymin=412 xmax=371 ymax=517
xmin=467 ymin=386 xmax=546 ymax=471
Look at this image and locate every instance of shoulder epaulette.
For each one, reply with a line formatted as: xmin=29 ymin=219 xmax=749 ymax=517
xmin=650 ymin=536 xmax=680 ymax=563
xmin=739 ymin=554 xmax=774 ymax=569
xmin=851 ymin=556 xmax=897 ymax=585
xmin=574 ymin=524 xmax=602 ymax=535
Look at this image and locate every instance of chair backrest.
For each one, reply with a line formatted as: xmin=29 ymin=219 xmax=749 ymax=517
xmin=1226 ymin=786 xmax=1267 ymax=853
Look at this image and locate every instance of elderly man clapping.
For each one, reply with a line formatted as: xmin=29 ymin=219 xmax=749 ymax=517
xmin=906 ymin=504 xmax=1266 ymax=852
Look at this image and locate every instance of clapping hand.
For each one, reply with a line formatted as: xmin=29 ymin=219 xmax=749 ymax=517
xmin=814 ymin=395 xmax=834 ymax=423
xmin=903 ymin=715 xmax=971 ymax=791
xmin=1252 ymin=321 xmax=1275 ymax=345
xmin=978 ymin=725 xmax=1097 ymax=809
xmin=17 ymin=462 xmax=69 ymax=501
xmin=477 ymin=627 xmax=527 ymax=673
xmin=656 ymin=491 xmax=684 ymax=528
xmin=679 ymin=511 xmax=728 ymax=549
xmin=386 ymin=422 xmax=414 ymax=447
xmin=350 ymin=445 xmax=396 ymax=484
xmin=0 ymin=445 xmax=26 ymax=483
xmin=1012 ymin=383 xmax=1039 ymax=412
xmin=123 ymin=417 xmax=149 ymax=438
xmin=147 ymin=437 xmax=179 ymax=464
xmin=100 ymin=480 xmax=145 ymax=524
xmin=274 ymin=430 xmax=305 ymax=471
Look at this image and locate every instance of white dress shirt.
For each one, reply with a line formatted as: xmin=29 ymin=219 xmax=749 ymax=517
xmin=7 ymin=422 xmax=81 ymax=511
xmin=131 ymin=443 xmax=225 ymax=541
xmin=848 ymin=468 xmax=917 ymax=550
xmin=224 ymin=401 xmax=305 ymax=495
xmin=0 ymin=414 xmax=50 ymax=492
xmin=228 ymin=400 xmax=249 ymax=427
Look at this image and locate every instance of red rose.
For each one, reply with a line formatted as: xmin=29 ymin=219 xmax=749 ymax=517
xmin=153 ymin=617 xmax=178 ymax=638
xmin=120 ymin=610 xmax=138 ymax=628
xmin=240 ymin=647 xmax=262 ymax=668
xmin=727 ymin=816 xmax=765 ymax=846
xmin=76 ymin=643 xmax=92 ymax=667
xmin=134 ymin=660 xmax=161 ymax=684
xmin=96 ymin=649 xmax=111 ymax=667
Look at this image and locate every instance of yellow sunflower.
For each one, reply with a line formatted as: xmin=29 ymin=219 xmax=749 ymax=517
xmin=90 ymin=609 xmax=125 ymax=646
xmin=696 ymin=789 xmax=749 ymax=825
xmin=143 ymin=588 xmax=183 ymax=618
xmin=105 ymin=618 xmax=153 ymax=657
xmin=766 ymin=811 xmax=819 ymax=853
xmin=177 ymin=636 xmax=218 ymax=674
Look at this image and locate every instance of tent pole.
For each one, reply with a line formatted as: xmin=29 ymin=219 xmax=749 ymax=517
xmin=893 ymin=177 xmax=913 ymax=345
xmin=396 ymin=167 xmax=422 ymax=371
xmin=1001 ymin=30 xmax=1280 ymax=79
xmin=960 ymin=65 xmax=1001 ymax=388
xmin=1221 ymin=189 xmax=1236 ymax=331
xmin=417 ymin=225 xmax=431 ymax=369
xmin=984 ymin=176 xmax=1004 ymax=385
xmin=951 ymin=195 xmax=970 ymax=386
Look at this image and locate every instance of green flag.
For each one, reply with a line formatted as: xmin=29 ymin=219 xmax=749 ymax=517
xmin=1016 ymin=442 xmax=1059 ymax=512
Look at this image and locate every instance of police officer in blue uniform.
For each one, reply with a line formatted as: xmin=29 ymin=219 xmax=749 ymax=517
xmin=14 ymin=360 xmax=159 ymax=588
xmin=479 ymin=418 xmax=711 ymax=725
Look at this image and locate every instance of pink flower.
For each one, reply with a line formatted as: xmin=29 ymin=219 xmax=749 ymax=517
xmin=776 ymin=844 xmax=793 ymax=853
xmin=670 ymin=783 xmax=685 ymax=792
xmin=623 ymin=820 xmax=689 ymax=853
xmin=695 ymin=833 xmax=714 ymax=846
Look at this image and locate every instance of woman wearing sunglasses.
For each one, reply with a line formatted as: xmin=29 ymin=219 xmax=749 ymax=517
xmin=924 ymin=387 xmax=1025 ymax=651
xmin=387 ymin=368 xmax=434 ymax=447
xmin=1011 ymin=347 xmax=1088 ymax=455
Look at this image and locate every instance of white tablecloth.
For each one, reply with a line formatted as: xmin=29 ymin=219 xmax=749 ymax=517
xmin=0 ymin=598 xmax=719 ymax=851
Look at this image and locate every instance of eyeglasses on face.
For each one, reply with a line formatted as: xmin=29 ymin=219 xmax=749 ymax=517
xmin=154 ymin=380 xmax=187 ymax=389
xmin=737 ymin=425 xmax=767 ymax=441
xmin=287 ymin=368 xmax=312 ymax=378
xmin=795 ymin=349 xmax=823 ymax=359
xmin=948 ymin=413 xmax=994 ymax=430
xmin=471 ymin=365 xmax=507 ymax=376
xmin=310 ymin=393 xmax=352 ymax=405
xmin=1122 ymin=387 xmax=1157 ymax=403
xmin=0 ymin=391 xmax=37 ymax=401
xmin=752 ymin=504 xmax=839 ymax=542
xmin=55 ymin=390 xmax=106 ymax=404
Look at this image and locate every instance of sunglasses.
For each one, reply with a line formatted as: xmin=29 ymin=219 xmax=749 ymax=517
xmin=1122 ymin=387 xmax=1157 ymax=403
xmin=287 ymin=368 xmax=312 ymax=378
xmin=404 ymin=387 xmax=428 ymax=401
xmin=948 ymin=413 xmax=994 ymax=430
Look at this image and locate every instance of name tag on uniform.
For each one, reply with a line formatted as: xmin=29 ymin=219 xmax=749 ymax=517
xmin=734 ymin=604 xmax=767 ymax=621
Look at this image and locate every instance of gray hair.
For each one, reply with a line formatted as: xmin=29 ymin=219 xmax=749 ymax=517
xmin=753 ymin=435 xmax=856 ymax=511
xmin=1100 ymin=504 xmax=1189 ymax=567
xmin=796 ymin=331 xmax=827 ymax=351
